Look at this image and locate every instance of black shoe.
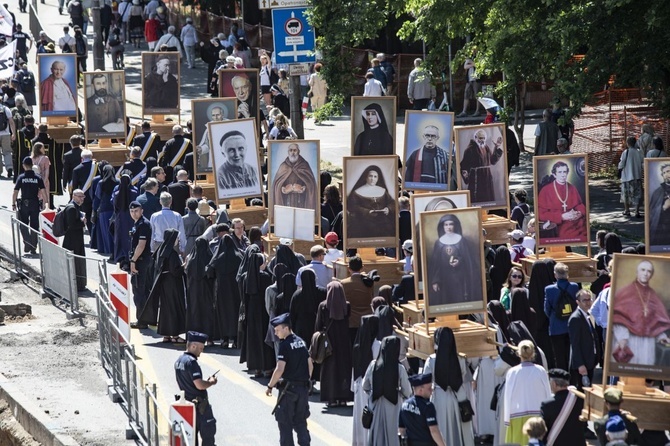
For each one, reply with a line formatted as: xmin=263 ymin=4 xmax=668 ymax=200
xmin=130 ymin=322 xmax=148 ymax=329
xmin=584 ymin=428 xmax=597 ymax=439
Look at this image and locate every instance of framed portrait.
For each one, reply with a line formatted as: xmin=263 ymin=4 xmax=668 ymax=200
xmin=268 ymin=140 xmax=320 ymax=226
xmin=141 ymin=52 xmax=180 ymax=115
xmin=218 ymin=69 xmax=260 ymax=124
xmin=419 ymin=207 xmax=486 ymax=316
xmin=605 ymin=254 xmax=670 ymax=381
xmin=644 ymin=158 xmax=670 ymax=254
xmin=350 ymin=96 xmax=396 ymax=156
xmin=402 ymin=110 xmax=454 ymax=192
xmin=533 ymin=154 xmax=590 ymax=247
xmin=37 ymin=53 xmax=78 ymax=118
xmin=208 ymin=118 xmax=263 ymax=202
xmin=82 ymin=71 xmax=126 ymax=140
xmin=192 ymin=98 xmax=237 ymax=174
xmin=454 ymin=123 xmax=509 ymax=210
xmin=410 ymin=191 xmax=471 ymax=295
xmin=343 ymin=155 xmax=398 ymax=249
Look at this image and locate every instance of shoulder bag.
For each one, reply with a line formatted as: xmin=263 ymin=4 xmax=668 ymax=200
xmin=361 ymin=405 xmax=373 ymax=428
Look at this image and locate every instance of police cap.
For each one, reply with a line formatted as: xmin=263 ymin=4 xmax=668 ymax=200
xmin=129 ymin=201 xmax=143 ymax=210
xmin=22 ymin=156 xmax=33 ymax=166
xmin=408 ymin=373 xmax=432 ymax=387
xmin=270 ymin=313 xmax=291 ymax=327
xmin=186 ymin=331 xmax=208 ymax=344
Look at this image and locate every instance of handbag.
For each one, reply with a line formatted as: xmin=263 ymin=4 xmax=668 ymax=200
xmin=489 ymin=383 xmax=502 ymax=411
xmin=612 ymin=344 xmax=634 ymax=363
xmin=309 ymin=320 xmax=333 ymax=364
xmin=458 ymin=399 xmax=475 ymax=423
xmin=361 ymin=405 xmax=373 ymax=429
xmin=617 ymin=149 xmax=628 ymax=179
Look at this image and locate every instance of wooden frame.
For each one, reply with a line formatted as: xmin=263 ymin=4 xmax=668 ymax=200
xmin=603 ymin=254 xmax=670 ymax=383
xmin=37 ymin=53 xmax=78 ymax=120
xmin=268 ymin=139 xmax=320 ymax=229
xmin=402 ymin=110 xmax=454 ymax=192
xmin=82 ymin=71 xmax=126 ymax=141
xmin=453 ymin=123 xmax=509 ymax=212
xmin=208 ymin=118 xmax=263 ymax=203
xmin=141 ymin=52 xmax=180 ymax=116
xmin=410 ymin=191 xmax=471 ymax=297
xmin=644 ymin=158 xmax=670 ymax=255
xmin=350 ymin=96 xmax=397 ymax=156
xmin=191 ymin=98 xmax=237 ymax=175
xmin=533 ymin=154 xmax=590 ymax=247
xmin=343 ymin=155 xmax=398 ymax=250
xmin=218 ymin=68 xmax=260 ymax=125
xmin=419 ymin=207 xmax=486 ymax=317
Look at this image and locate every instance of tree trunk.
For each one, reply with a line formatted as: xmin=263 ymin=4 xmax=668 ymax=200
xmin=513 ymin=81 xmax=527 ymax=150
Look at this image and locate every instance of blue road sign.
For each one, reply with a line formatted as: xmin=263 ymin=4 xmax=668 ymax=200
xmin=272 ymin=7 xmax=316 ymax=65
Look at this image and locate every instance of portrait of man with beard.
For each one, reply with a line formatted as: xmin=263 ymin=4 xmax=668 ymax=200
xmin=84 ymin=72 xmax=125 ymax=138
xmin=457 ymin=125 xmax=505 ymax=207
xmin=270 ymin=141 xmax=318 ymax=219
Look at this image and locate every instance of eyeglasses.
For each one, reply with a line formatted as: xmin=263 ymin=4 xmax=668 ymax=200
xmin=511 ymin=274 xmax=523 ymax=279
xmin=423 ymin=134 xmax=438 ymax=139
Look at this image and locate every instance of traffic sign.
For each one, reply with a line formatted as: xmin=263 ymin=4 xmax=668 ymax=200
xmin=272 ymin=7 xmax=316 ymax=65
xmin=258 ymin=0 xmax=310 ymax=10
xmin=289 ymin=62 xmax=311 ymax=76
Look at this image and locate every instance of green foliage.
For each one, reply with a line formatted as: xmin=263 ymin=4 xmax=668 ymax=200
xmin=308 ymin=94 xmax=345 ymax=124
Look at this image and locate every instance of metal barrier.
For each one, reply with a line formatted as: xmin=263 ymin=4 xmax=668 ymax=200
xmin=39 ymin=236 xmax=80 ymax=315
xmin=9 ymin=216 xmax=39 ymax=282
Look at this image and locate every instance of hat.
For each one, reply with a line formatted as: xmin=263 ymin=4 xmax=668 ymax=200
xmin=408 ymin=373 xmax=432 ymax=387
xmin=604 ymin=388 xmax=623 ymax=404
xmin=128 ymin=201 xmax=142 ymax=210
xmin=547 ymin=368 xmax=570 ymax=381
xmin=198 ymin=201 xmax=213 ymax=216
xmin=22 ymin=156 xmax=32 ymax=165
xmin=325 ymin=232 xmax=339 ymax=246
xmin=226 ymin=55 xmax=236 ymax=63
xmin=46 ymin=42 xmax=55 ymax=51
xmin=402 ymin=239 xmax=413 ymax=254
xmin=606 ymin=415 xmax=626 ymax=433
xmin=279 ymin=238 xmax=293 ymax=246
xmin=270 ymin=313 xmax=291 ymax=327
xmin=508 ymin=229 xmax=525 ymax=240
xmin=186 ymin=331 xmax=208 ymax=344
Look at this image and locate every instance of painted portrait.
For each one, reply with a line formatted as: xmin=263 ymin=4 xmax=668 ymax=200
xmin=419 ymin=207 xmax=485 ymax=316
xmin=268 ymin=140 xmax=320 ymax=225
xmin=350 ymin=96 xmax=396 ymax=156
xmin=208 ymin=118 xmax=262 ymax=201
xmin=454 ymin=123 xmax=509 ymax=210
xmin=141 ymin=52 xmax=180 ymax=115
xmin=402 ymin=110 xmax=454 ymax=191
xmin=606 ymin=254 xmax=670 ymax=380
xmin=218 ymin=68 xmax=259 ymax=124
xmin=644 ymin=158 xmax=670 ymax=254
xmin=343 ymin=155 xmax=398 ymax=248
xmin=83 ymin=71 xmax=126 ymax=140
xmin=192 ymin=98 xmax=237 ymax=174
xmin=410 ymin=191 xmax=471 ymax=295
xmin=38 ymin=53 xmax=78 ymax=118
xmin=533 ymin=154 xmax=589 ymax=246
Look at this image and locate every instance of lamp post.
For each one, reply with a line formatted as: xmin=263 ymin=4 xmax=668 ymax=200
xmin=92 ymin=0 xmax=104 ymax=70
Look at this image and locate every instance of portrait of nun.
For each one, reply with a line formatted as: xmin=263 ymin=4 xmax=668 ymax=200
xmin=353 ymin=102 xmax=394 ymax=156
xmin=346 ymin=164 xmax=396 ymax=239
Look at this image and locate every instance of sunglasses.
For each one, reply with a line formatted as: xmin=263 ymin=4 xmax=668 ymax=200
xmin=511 ymin=274 xmax=523 ymax=279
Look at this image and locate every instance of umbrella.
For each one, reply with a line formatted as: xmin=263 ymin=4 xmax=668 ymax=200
xmin=477 ymin=97 xmax=500 ymax=110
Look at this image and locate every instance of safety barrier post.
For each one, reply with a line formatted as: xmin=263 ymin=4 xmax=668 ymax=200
xmin=64 ymin=251 xmax=80 ymax=317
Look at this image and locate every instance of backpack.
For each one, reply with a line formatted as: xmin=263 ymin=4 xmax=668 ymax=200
xmin=511 ymin=245 xmax=527 ymax=263
xmin=108 ymin=33 xmax=121 ymax=47
xmin=62 ymin=41 xmax=72 ymax=53
xmin=52 ymin=205 xmax=70 ymax=237
xmin=555 ymin=284 xmax=575 ymax=320
xmin=276 ymin=127 xmax=291 ymax=140
xmin=75 ymin=36 xmax=87 ymax=56
xmin=309 ymin=321 xmax=333 ymax=364
xmin=20 ymin=72 xmax=34 ymax=91
xmin=0 ymin=106 xmax=8 ymax=132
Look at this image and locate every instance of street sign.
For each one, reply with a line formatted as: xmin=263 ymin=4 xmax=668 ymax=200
xmin=272 ymin=7 xmax=316 ymax=65
xmin=259 ymin=0 xmax=310 ymax=10
xmin=289 ymin=62 xmax=311 ymax=76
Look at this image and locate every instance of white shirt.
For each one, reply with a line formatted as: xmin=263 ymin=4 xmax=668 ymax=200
xmin=180 ymin=24 xmax=198 ymax=46
xmin=323 ymin=248 xmax=342 ymax=266
xmin=363 ymin=78 xmax=383 ymax=97
xmin=58 ymin=33 xmax=75 ymax=50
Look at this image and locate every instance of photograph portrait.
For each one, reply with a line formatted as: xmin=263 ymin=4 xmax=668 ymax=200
xmin=410 ymin=191 xmax=471 ymax=294
xmin=343 ymin=155 xmax=398 ymax=248
xmin=208 ymin=118 xmax=262 ymax=201
xmin=268 ymin=140 xmax=320 ymax=225
xmin=141 ymin=52 xmax=180 ymax=115
xmin=350 ymin=96 xmax=396 ymax=156
xmin=38 ymin=53 xmax=77 ymax=118
xmin=533 ymin=154 xmax=589 ymax=246
xmin=645 ymin=158 xmax=670 ymax=254
xmin=218 ymin=69 xmax=259 ymax=123
xmin=83 ymin=71 xmax=126 ymax=140
xmin=606 ymin=254 xmax=670 ymax=380
xmin=454 ymin=123 xmax=509 ymax=209
xmin=192 ymin=98 xmax=237 ymax=174
xmin=419 ymin=207 xmax=485 ymax=316
xmin=402 ymin=110 xmax=454 ymax=191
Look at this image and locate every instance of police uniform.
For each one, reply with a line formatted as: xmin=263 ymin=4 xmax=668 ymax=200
xmin=13 ymin=157 xmax=45 ymax=253
xmin=400 ymin=374 xmax=439 ymax=446
xmin=129 ymin=201 xmax=152 ymax=320
xmin=175 ymin=331 xmax=217 ymax=446
xmin=269 ymin=313 xmax=311 ymax=446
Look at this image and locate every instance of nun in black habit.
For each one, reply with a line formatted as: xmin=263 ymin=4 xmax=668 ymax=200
xmin=289 ymin=268 xmax=326 ymax=345
xmin=206 ymin=234 xmax=243 ymax=347
xmin=185 ymin=236 xmax=215 ymax=338
xmin=236 ymin=244 xmax=275 ymax=376
xmin=139 ymin=228 xmax=187 ymax=342
xmin=268 ymin=244 xmax=304 ymax=276
xmin=264 ymin=263 xmax=288 ymax=354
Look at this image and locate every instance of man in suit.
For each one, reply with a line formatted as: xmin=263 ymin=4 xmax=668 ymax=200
xmin=340 ymin=255 xmax=374 ymax=346
xmin=117 ymin=147 xmax=146 ymax=185
xmin=398 ymin=196 xmax=411 ymax=259
xmin=159 ymin=125 xmax=192 ymax=181
xmin=167 ymin=169 xmax=191 ymax=215
xmin=540 ymin=368 xmax=585 ymax=446
xmin=568 ymin=289 xmax=601 ymax=390
xmin=593 ymin=388 xmax=641 ymax=446
xmin=132 ymin=121 xmax=162 ymax=161
xmin=62 ymin=134 xmax=84 ymax=198
xmin=71 ymin=149 xmax=97 ymax=233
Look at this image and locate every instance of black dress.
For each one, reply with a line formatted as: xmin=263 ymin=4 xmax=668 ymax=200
xmin=315 ymin=301 xmax=353 ymax=402
xmin=185 ymin=237 xmax=215 ymax=336
xmin=290 ymin=269 xmax=326 ymax=345
xmin=206 ymin=234 xmax=243 ymax=340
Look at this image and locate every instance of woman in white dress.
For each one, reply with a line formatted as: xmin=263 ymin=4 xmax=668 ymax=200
xmin=351 ymin=315 xmax=380 ymax=446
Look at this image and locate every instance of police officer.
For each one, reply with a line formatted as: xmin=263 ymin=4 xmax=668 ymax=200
xmin=12 ymin=156 xmax=47 ymax=254
xmin=265 ymin=313 xmax=313 ymax=446
xmin=175 ymin=331 xmax=218 ymax=446
xmin=128 ymin=201 xmax=152 ymax=329
xmin=399 ymin=373 xmax=446 ymax=446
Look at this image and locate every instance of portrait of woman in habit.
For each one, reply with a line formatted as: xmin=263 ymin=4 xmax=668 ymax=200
xmin=427 ymin=214 xmax=480 ymax=307
xmin=347 ymin=165 xmax=396 ymax=239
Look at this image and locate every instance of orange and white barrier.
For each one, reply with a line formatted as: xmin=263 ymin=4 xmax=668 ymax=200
xmin=170 ymin=393 xmax=196 ymax=446
xmin=40 ymin=210 xmax=58 ymax=244
xmin=108 ymin=271 xmax=131 ymax=342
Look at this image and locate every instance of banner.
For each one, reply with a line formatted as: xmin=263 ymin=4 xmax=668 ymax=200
xmin=0 ymin=4 xmax=13 ymax=36
xmin=0 ymin=41 xmax=16 ymax=80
